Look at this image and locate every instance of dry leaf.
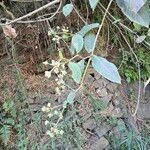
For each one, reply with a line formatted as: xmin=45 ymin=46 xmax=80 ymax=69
xmin=2 ymin=24 xmax=17 ymax=38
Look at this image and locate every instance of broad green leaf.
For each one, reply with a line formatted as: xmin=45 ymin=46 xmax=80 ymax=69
xmin=78 ymin=23 xmax=99 ymax=36
xmin=71 ymin=34 xmax=84 ymax=53
xmin=89 ymin=0 xmax=100 ymax=11
xmin=127 ymin=0 xmax=147 ymax=13
xmin=77 ymin=60 xmax=85 ymax=74
xmin=68 ymin=62 xmax=82 ymax=83
xmin=66 ymin=91 xmax=76 ymax=105
xmin=116 ymin=0 xmax=150 ymax=27
xmin=69 ymin=44 xmax=75 ymax=55
xmin=84 ymin=33 xmax=96 ymax=53
xmin=92 ymin=55 xmax=121 ymax=84
xmin=62 ymin=3 xmax=73 ymax=17
xmin=136 ymin=35 xmax=146 ymax=43
xmin=63 ymin=91 xmax=76 ymax=108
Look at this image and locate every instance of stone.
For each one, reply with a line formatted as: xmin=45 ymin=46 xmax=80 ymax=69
xmin=112 ymin=108 xmax=123 ymax=118
xmin=137 ymin=100 xmax=150 ymax=120
xmin=85 ymin=74 xmax=95 ymax=85
xmin=96 ymin=88 xmax=108 ymax=97
xmin=94 ymin=125 xmax=112 ymax=138
xmin=106 ymin=83 xmax=118 ymax=93
xmin=94 ymin=72 xmax=101 ymax=80
xmin=90 ymin=137 xmax=109 ymax=150
xmin=83 ymin=118 xmax=97 ymax=130
xmin=93 ymin=79 xmax=108 ymax=89
xmin=101 ymin=94 xmax=113 ymax=106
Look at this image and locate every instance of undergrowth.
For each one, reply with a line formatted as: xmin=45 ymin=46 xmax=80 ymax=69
xmin=0 ymin=0 xmax=150 ymax=149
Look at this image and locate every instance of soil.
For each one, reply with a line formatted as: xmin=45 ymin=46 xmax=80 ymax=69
xmin=0 ymin=54 xmax=149 ymax=149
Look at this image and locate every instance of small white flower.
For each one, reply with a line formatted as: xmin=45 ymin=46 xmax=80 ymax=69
xmin=51 ymin=60 xmax=55 ymax=66
xmin=55 ymin=78 xmax=58 ymax=81
xmin=56 ymin=40 xmax=60 ymax=44
xmin=46 ymin=130 xmax=54 ymax=138
xmin=48 ymin=113 xmax=52 ymax=118
xmin=51 ymin=60 xmax=60 ymax=67
xmin=41 ymin=106 xmax=49 ymax=112
xmin=53 ymin=110 xmax=59 ymax=115
xmin=58 ymin=74 xmax=63 ymax=79
xmin=45 ymin=71 xmax=51 ymax=78
xmin=56 ymin=26 xmax=60 ymax=30
xmin=61 ymin=70 xmax=67 ymax=75
xmin=61 ymin=85 xmax=65 ymax=90
xmin=59 ymin=113 xmax=63 ymax=119
xmin=53 ymin=128 xmax=59 ymax=134
xmin=59 ymin=79 xmax=65 ymax=84
xmin=52 ymin=38 xmax=56 ymax=41
xmin=61 ymin=64 xmax=65 ymax=69
xmin=59 ymin=130 xmax=64 ymax=135
xmin=47 ymin=103 xmax=51 ymax=107
xmin=54 ymin=68 xmax=59 ymax=74
xmin=44 ymin=120 xmax=49 ymax=125
xmin=55 ymin=87 xmax=61 ymax=95
xmin=43 ymin=61 xmax=49 ymax=65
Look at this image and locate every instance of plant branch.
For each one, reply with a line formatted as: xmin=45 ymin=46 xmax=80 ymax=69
xmin=76 ymin=0 xmax=114 ymax=92
xmin=0 ymin=0 xmax=60 ymax=26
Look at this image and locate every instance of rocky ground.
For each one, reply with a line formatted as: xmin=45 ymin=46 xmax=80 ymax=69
xmin=0 ymin=56 xmax=150 ymax=149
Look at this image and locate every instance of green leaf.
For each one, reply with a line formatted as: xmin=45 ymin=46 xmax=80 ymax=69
xmin=89 ymin=0 xmax=100 ymax=11
xmin=68 ymin=61 xmax=82 ymax=83
xmin=136 ymin=35 xmax=146 ymax=43
xmin=67 ymin=91 xmax=76 ymax=105
xmin=92 ymin=55 xmax=121 ymax=84
xmin=0 ymin=125 xmax=11 ymax=145
xmin=6 ymin=118 xmax=15 ymax=125
xmin=126 ymin=0 xmax=147 ymax=13
xmin=62 ymin=3 xmax=73 ymax=17
xmin=116 ymin=0 xmax=150 ymax=27
xmin=84 ymin=34 xmax=96 ymax=53
xmin=71 ymin=34 xmax=84 ymax=53
xmin=77 ymin=59 xmax=85 ymax=74
xmin=78 ymin=23 xmax=99 ymax=36
xmin=63 ymin=91 xmax=76 ymax=108
xmin=69 ymin=44 xmax=75 ymax=55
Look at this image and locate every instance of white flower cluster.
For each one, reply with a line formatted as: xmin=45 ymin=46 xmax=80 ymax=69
xmin=46 ymin=127 xmax=64 ymax=138
xmin=43 ymin=60 xmax=67 ymax=95
xmin=41 ymin=103 xmax=64 ymax=138
xmin=48 ymin=26 xmax=70 ymax=44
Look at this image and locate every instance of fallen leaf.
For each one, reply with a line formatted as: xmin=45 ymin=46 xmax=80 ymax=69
xmin=2 ymin=24 xmax=17 ymax=38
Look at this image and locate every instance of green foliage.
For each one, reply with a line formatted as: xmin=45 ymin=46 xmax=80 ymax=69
xmin=63 ymin=91 xmax=76 ymax=108
xmin=69 ymin=21 xmax=121 ymax=84
xmin=62 ymin=3 xmax=73 ymax=17
xmin=0 ymin=98 xmax=16 ymax=145
xmin=71 ymin=34 xmax=84 ymax=53
xmin=109 ymin=120 xmax=149 ymax=150
xmin=84 ymin=33 xmax=96 ymax=53
xmin=68 ymin=61 xmax=82 ymax=84
xmin=89 ymin=0 xmax=100 ymax=11
xmin=92 ymin=55 xmax=121 ymax=83
xmin=120 ymin=48 xmax=150 ymax=83
xmin=77 ymin=60 xmax=85 ymax=73
xmin=78 ymin=23 xmax=99 ymax=36
xmin=0 ymin=125 xmax=11 ymax=145
xmin=116 ymin=0 xmax=150 ymax=27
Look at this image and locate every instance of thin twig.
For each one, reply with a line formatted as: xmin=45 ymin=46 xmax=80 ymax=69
xmin=0 ymin=0 xmax=60 ymax=26
xmin=76 ymin=0 xmax=114 ymax=92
